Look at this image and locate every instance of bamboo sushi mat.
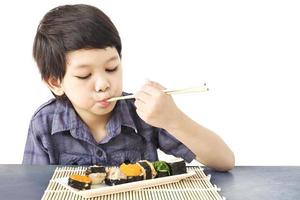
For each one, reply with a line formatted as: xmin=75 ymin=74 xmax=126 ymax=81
xmin=41 ymin=166 xmax=224 ymax=200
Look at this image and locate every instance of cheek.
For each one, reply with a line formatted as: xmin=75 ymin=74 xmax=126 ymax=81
xmin=62 ymin=79 xmax=92 ymax=102
xmin=114 ymin=72 xmax=123 ymax=95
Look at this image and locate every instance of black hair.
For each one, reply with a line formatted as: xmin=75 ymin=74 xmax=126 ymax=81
xmin=33 ymin=4 xmax=121 ymax=99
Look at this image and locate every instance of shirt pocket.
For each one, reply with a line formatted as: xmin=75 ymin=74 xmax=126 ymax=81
xmin=108 ymin=150 xmax=141 ymax=166
xmin=59 ymin=152 xmax=92 ymax=165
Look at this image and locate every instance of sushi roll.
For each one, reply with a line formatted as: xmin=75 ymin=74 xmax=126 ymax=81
xmin=119 ymin=163 xmax=143 ymax=183
xmin=105 ymin=167 xmax=127 ymax=186
xmin=85 ymin=165 xmax=106 ymax=184
xmin=137 ymin=160 xmax=157 ymax=180
xmin=68 ymin=174 xmax=92 ymax=190
xmin=142 ymin=160 xmax=157 ymax=178
xmin=167 ymin=158 xmax=187 ymax=175
xmin=153 ymin=161 xmax=171 ymax=178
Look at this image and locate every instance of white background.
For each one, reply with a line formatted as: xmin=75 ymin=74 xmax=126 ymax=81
xmin=0 ymin=0 xmax=299 ymax=165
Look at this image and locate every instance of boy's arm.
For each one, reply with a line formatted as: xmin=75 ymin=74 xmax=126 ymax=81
xmin=164 ymin=111 xmax=235 ymax=171
xmin=135 ymin=81 xmax=235 ymax=171
xmin=22 ymin=122 xmax=50 ymax=164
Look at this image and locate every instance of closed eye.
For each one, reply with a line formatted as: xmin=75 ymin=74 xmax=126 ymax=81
xmin=75 ymin=74 xmax=91 ymax=79
xmin=106 ymin=67 xmax=118 ymax=73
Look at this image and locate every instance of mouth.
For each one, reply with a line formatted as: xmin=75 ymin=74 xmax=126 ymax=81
xmin=96 ymin=98 xmax=111 ymax=108
xmin=98 ymin=98 xmax=109 ymax=102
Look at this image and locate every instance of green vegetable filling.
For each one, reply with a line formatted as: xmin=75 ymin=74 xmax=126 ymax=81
xmin=153 ymin=161 xmax=171 ymax=176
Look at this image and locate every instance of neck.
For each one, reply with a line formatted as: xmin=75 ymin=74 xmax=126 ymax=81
xmin=85 ymin=112 xmax=111 ymax=129
xmin=75 ymin=109 xmax=112 ymax=143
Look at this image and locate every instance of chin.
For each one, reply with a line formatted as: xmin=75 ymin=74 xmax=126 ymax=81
xmin=93 ymin=102 xmax=116 ymax=115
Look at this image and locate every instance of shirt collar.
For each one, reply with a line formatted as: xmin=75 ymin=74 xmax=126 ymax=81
xmin=51 ymin=97 xmax=137 ymax=137
xmin=51 ymin=100 xmax=83 ymax=135
xmin=106 ymin=99 xmax=138 ymax=135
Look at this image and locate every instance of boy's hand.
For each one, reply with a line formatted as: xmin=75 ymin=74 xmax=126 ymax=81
xmin=134 ymin=80 xmax=183 ymax=130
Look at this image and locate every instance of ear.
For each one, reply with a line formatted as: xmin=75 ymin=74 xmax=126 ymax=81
xmin=44 ymin=76 xmax=65 ymax=96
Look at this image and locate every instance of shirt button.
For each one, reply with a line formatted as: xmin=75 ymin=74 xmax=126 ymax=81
xmin=97 ymin=150 xmax=103 ymax=157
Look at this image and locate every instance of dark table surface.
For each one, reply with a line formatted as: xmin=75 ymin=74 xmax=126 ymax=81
xmin=0 ymin=165 xmax=299 ymax=200
xmin=205 ymin=166 xmax=300 ymax=200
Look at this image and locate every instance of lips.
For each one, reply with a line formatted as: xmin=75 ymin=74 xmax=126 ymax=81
xmin=96 ymin=98 xmax=111 ymax=108
xmin=99 ymin=98 xmax=109 ymax=102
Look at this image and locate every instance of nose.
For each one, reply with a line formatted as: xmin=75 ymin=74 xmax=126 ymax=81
xmin=95 ymin=76 xmax=110 ymax=92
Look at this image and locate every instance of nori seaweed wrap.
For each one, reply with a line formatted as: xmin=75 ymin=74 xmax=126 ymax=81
xmin=137 ymin=161 xmax=152 ymax=180
xmin=85 ymin=165 xmax=106 ymax=184
xmin=167 ymin=158 xmax=187 ymax=175
xmin=68 ymin=174 xmax=92 ymax=190
xmin=143 ymin=160 xmax=157 ymax=178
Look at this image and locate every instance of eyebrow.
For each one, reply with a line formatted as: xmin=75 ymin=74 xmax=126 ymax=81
xmin=74 ymin=55 xmax=119 ymax=69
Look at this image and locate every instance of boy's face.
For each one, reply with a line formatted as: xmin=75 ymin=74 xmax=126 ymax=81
xmin=56 ymin=47 xmax=122 ymax=117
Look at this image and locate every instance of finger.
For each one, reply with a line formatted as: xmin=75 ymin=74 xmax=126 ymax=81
xmin=141 ymin=84 xmax=162 ymax=97
xmin=146 ymin=80 xmax=166 ymax=90
xmin=135 ymin=90 xmax=151 ymax=103
xmin=134 ymin=98 xmax=147 ymax=110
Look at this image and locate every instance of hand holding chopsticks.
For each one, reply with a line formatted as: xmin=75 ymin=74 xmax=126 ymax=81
xmin=106 ymin=84 xmax=209 ymax=102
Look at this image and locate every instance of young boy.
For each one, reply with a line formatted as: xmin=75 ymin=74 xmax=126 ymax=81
xmin=23 ymin=4 xmax=234 ymax=171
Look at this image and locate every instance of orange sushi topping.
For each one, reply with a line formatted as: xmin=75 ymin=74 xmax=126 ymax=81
xmin=69 ymin=174 xmax=91 ymax=183
xmin=120 ymin=163 xmax=142 ymax=176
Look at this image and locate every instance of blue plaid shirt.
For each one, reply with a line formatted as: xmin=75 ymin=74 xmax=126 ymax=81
xmin=22 ymin=93 xmax=195 ymax=165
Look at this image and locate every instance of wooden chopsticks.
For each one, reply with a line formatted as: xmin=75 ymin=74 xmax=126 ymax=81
xmin=106 ymin=84 xmax=209 ymax=102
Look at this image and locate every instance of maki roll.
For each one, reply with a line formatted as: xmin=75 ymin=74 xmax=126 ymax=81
xmin=167 ymin=158 xmax=187 ymax=175
xmin=120 ymin=163 xmax=143 ymax=183
xmin=85 ymin=165 xmax=106 ymax=184
xmin=105 ymin=167 xmax=127 ymax=186
xmin=137 ymin=160 xmax=157 ymax=180
xmin=153 ymin=161 xmax=171 ymax=178
xmin=142 ymin=160 xmax=157 ymax=178
xmin=68 ymin=174 xmax=92 ymax=190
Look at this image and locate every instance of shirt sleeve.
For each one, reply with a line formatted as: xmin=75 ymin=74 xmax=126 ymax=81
xmin=22 ymin=120 xmax=50 ymax=164
xmin=157 ymin=128 xmax=196 ymax=163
